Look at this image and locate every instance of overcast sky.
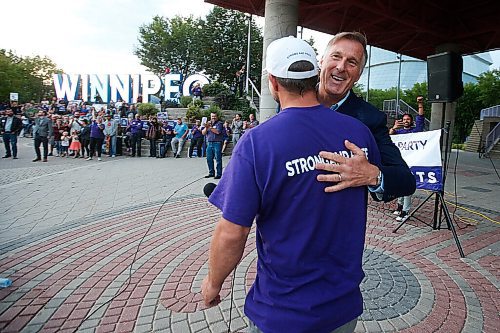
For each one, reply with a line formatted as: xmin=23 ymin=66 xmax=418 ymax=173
xmin=1 ymin=0 xmax=499 ymax=75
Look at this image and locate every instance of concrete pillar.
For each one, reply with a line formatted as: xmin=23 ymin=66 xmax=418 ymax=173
xmin=430 ymin=102 xmax=456 ymax=156
xmin=259 ymin=0 xmax=299 ymax=123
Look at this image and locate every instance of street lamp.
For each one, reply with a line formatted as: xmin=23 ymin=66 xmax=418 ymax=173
xmin=396 ymin=53 xmax=402 ymax=118
xmin=245 ymin=14 xmax=252 ymax=95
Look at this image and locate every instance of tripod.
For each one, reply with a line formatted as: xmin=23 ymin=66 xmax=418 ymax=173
xmin=393 ymin=113 xmax=465 ymax=258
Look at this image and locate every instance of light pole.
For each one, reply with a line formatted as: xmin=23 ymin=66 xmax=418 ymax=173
xmin=245 ymin=14 xmax=252 ymax=95
xmin=396 ymin=53 xmax=402 ymax=118
xmin=366 ymin=45 xmax=371 ymax=102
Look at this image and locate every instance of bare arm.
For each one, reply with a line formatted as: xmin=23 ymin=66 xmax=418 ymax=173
xmin=201 ymin=217 xmax=250 ymax=307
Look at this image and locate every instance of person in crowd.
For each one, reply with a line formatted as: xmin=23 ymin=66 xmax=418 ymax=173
xmin=189 ymin=119 xmax=204 ymax=158
xmin=171 ymin=117 xmax=188 ymax=158
xmin=146 ymin=116 xmax=162 ymax=157
xmin=33 ymin=110 xmax=53 ymax=162
xmin=235 ymin=64 xmax=246 ymax=98
xmin=221 ymin=120 xmax=232 ymax=155
xmin=160 ymin=120 xmax=175 ymax=158
xmin=104 ymin=114 xmax=118 ymax=157
xmin=80 ymin=119 xmax=91 ymax=159
xmin=202 ymin=112 xmax=223 ymax=179
xmin=69 ymin=130 xmax=81 ymax=158
xmin=88 ymin=116 xmax=105 ymax=161
xmin=201 ymin=36 xmax=381 ymax=333
xmin=21 ymin=115 xmax=33 ymax=138
xmin=1 ymin=108 xmax=23 ymax=159
xmin=389 ymin=96 xmax=426 ymax=221
xmin=191 ymin=82 xmax=203 ymax=100
xmin=230 ymin=113 xmax=243 ymax=146
xmin=127 ymin=114 xmax=143 ymax=157
xmin=60 ymin=131 xmax=70 ymax=157
xmin=248 ymin=113 xmax=259 ymax=128
xmin=315 ymin=31 xmax=415 ymax=202
xmin=48 ymin=115 xmax=59 ymax=156
xmin=52 ymin=118 xmax=66 ymax=157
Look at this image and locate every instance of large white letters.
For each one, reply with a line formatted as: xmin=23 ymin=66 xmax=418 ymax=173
xmin=53 ymin=73 xmax=210 ymax=104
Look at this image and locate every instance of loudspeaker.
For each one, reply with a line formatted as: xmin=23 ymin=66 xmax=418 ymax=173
xmin=427 ymin=52 xmax=463 ymax=102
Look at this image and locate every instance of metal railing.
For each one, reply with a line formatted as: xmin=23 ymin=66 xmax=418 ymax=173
xmin=382 ymin=99 xmax=430 ymax=130
xmin=484 ymin=122 xmax=500 ymax=156
xmin=246 ymin=78 xmax=261 ymax=111
xmin=480 ymin=105 xmax=500 ymax=120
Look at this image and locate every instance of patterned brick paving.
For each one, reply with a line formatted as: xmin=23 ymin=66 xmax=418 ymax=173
xmin=0 ymin=194 xmax=498 ymax=333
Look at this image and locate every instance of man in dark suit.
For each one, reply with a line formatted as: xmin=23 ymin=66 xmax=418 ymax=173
xmin=316 ymin=32 xmax=415 ymax=202
xmin=1 ymin=108 xmax=23 ymax=159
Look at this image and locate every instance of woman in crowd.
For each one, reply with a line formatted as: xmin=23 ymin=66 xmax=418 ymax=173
xmin=146 ymin=116 xmax=162 ymax=157
xmin=80 ymin=119 xmax=91 ymax=158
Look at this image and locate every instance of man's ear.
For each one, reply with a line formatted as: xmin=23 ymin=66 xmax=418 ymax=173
xmin=268 ymin=74 xmax=279 ymax=92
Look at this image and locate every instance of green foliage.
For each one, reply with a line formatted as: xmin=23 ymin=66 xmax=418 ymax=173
xmin=402 ymin=82 xmax=431 ymax=119
xmin=164 ymin=99 xmax=179 ymax=108
xmin=454 ymin=83 xmax=483 ymax=143
xmin=476 ymin=69 xmax=500 ymax=107
xmin=179 ymin=95 xmax=193 ymax=107
xmin=214 ymin=90 xmax=236 ymax=110
xmin=135 ymin=15 xmax=202 ymax=78
xmin=452 ymin=143 xmax=466 ymax=150
xmin=135 ymin=8 xmax=263 ymax=90
xmin=230 ymin=98 xmax=254 ymax=119
xmin=185 ymin=99 xmax=205 ymax=121
xmin=203 ymin=105 xmax=224 ymax=121
xmin=198 ymin=8 xmax=263 ymax=89
xmin=0 ymin=49 xmax=61 ymax=103
xmin=203 ymin=81 xmax=230 ymax=97
xmin=137 ymin=103 xmax=158 ymax=117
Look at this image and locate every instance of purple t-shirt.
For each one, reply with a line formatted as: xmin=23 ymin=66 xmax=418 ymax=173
xmin=394 ymin=114 xmax=425 ymax=134
xmin=209 ymin=105 xmax=381 ymax=333
xmin=90 ymin=122 xmax=105 ymax=139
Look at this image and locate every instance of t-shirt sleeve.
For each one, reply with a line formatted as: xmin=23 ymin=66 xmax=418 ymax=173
xmin=208 ymin=148 xmax=260 ymax=228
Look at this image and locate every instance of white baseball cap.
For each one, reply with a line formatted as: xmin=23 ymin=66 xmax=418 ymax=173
xmin=265 ymin=36 xmax=319 ymax=79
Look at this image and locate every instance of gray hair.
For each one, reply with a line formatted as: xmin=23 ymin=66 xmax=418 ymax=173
xmin=324 ymin=32 xmax=368 ymax=71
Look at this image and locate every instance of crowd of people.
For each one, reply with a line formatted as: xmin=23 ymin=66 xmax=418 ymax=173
xmin=0 ymin=99 xmax=259 ymax=165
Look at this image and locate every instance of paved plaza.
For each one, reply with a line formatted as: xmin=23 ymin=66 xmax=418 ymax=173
xmin=0 ymin=137 xmax=499 ymax=332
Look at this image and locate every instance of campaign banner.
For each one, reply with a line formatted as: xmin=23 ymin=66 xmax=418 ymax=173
xmin=391 ymin=130 xmax=443 ymax=191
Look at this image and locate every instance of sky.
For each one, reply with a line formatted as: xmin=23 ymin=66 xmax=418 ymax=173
xmin=1 ymin=0 xmax=499 ymax=75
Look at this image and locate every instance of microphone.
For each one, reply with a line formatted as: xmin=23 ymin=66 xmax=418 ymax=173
xmin=203 ymin=183 xmax=217 ymax=198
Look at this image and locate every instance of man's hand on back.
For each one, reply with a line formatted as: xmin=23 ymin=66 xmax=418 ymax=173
xmin=316 ymin=140 xmax=380 ymax=192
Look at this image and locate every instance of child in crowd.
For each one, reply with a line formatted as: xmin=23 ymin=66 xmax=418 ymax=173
xmin=69 ymin=130 xmax=82 ymax=158
xmin=60 ymin=131 xmax=70 ymax=157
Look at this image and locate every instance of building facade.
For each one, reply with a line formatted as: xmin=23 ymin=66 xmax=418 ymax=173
xmin=358 ymin=47 xmax=493 ymax=91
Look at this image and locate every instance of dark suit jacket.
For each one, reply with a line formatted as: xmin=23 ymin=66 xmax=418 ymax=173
xmin=338 ymin=91 xmax=416 ymax=202
xmin=0 ymin=116 xmax=23 ymax=135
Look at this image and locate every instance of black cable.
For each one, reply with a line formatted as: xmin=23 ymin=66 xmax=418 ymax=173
xmin=70 ymin=175 xmax=206 ymax=333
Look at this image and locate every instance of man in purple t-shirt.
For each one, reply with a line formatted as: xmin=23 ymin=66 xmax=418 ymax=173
xmin=389 ymin=96 xmax=426 ymax=221
xmin=201 ymin=36 xmax=381 ymax=333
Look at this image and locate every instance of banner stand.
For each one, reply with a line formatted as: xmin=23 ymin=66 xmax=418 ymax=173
xmin=393 ymin=116 xmax=465 ymax=258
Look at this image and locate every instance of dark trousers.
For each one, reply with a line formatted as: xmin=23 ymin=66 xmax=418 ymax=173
xmin=131 ymin=134 xmax=141 ymax=156
xmin=3 ymin=133 xmax=18 ymax=157
xmin=34 ymin=136 xmax=49 ymax=159
xmin=161 ymin=136 xmax=173 ymax=158
xmin=189 ymin=137 xmax=203 ymax=157
xmin=89 ymin=137 xmax=104 ymax=157
xmin=81 ymin=138 xmax=90 ymax=157
xmin=149 ymin=139 xmax=158 ymax=157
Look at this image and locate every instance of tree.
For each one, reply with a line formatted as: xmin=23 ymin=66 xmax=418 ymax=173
xmin=454 ymin=83 xmax=483 ymax=143
xmin=135 ymin=8 xmax=264 ymax=91
xmin=197 ymin=7 xmax=263 ymax=89
xmin=0 ymin=49 xmax=60 ymax=103
xmin=476 ymin=69 xmax=500 ymax=107
xmin=135 ymin=15 xmax=202 ymax=78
